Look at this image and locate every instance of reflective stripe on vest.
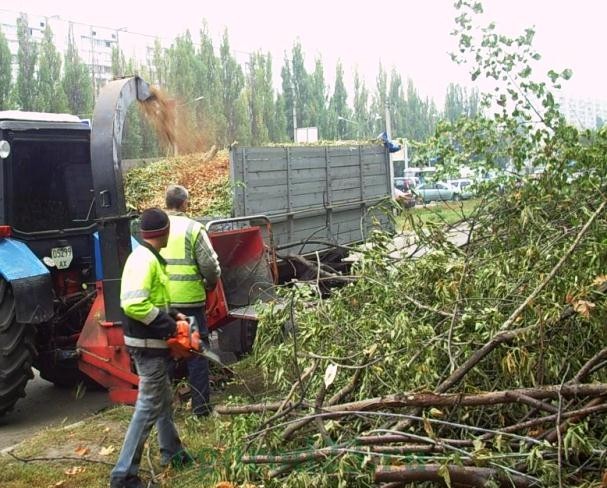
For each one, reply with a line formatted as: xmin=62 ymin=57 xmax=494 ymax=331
xmin=124 ymin=336 xmax=168 ymax=349
xmin=161 ymin=215 xmax=206 ymax=306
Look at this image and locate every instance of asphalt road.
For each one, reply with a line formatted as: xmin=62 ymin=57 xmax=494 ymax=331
xmin=0 ymin=371 xmax=111 ymax=451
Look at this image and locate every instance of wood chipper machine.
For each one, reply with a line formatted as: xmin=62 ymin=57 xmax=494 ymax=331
xmin=0 ymin=76 xmax=277 ymax=413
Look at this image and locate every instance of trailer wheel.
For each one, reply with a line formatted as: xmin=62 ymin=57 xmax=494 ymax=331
xmin=0 ymin=279 xmax=36 ymax=416
xmin=238 ymin=320 xmax=257 ymax=358
xmin=214 ymin=319 xmax=258 ymax=360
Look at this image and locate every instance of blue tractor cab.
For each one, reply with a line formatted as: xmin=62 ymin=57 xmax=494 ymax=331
xmin=0 ymin=111 xmax=100 ymax=413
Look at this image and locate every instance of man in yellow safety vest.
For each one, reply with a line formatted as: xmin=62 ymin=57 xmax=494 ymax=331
xmin=161 ymin=184 xmax=221 ymax=416
xmin=111 ymin=208 xmax=193 ymax=488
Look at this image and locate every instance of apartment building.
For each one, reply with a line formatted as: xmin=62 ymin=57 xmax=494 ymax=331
xmin=557 ymin=95 xmax=607 ymax=130
xmin=0 ymin=9 xmax=156 ymax=94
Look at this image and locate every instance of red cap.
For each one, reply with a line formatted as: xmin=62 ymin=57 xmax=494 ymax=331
xmin=140 ymin=208 xmax=170 ymax=239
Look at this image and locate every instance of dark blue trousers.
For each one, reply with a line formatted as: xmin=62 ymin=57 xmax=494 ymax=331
xmin=177 ymin=307 xmax=211 ymax=416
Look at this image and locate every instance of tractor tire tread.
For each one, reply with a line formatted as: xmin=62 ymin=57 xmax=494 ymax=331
xmin=0 ymin=323 xmax=32 ymax=356
xmin=0 ymin=279 xmax=35 ymax=416
xmin=0 ymin=299 xmax=15 ymax=333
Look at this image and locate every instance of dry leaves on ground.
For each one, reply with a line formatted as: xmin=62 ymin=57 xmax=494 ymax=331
xmin=74 ymin=446 xmax=89 ymax=457
xmin=64 ymin=466 xmax=86 ymax=476
xmin=99 ymin=445 xmax=115 ymax=456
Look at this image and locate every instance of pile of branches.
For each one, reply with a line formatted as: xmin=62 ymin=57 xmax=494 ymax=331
xmin=208 ymin=1 xmax=607 ymax=481
xmin=213 ymin=164 xmax=607 ymax=486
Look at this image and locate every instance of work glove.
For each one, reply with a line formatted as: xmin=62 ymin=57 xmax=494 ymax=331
xmin=149 ymin=310 xmax=177 ymax=339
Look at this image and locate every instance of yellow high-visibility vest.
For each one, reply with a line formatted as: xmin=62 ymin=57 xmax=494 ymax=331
xmin=120 ymin=244 xmax=170 ymax=325
xmin=161 ymin=215 xmax=206 ymax=307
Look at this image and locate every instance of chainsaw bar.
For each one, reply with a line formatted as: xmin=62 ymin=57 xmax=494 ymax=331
xmin=195 ymin=347 xmax=225 ymax=368
xmin=189 ymin=347 xmax=255 ymax=400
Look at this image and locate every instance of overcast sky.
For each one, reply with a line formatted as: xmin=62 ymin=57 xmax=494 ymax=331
xmin=9 ymin=1 xmax=607 ymax=106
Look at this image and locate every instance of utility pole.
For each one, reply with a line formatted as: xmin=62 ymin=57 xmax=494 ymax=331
xmin=385 ymin=100 xmax=395 ymax=197
xmin=292 ymin=85 xmax=298 ymax=143
xmin=384 ymin=100 xmax=392 ymax=139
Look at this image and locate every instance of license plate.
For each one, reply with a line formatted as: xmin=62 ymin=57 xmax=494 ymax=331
xmin=51 ymin=246 xmax=73 ymax=270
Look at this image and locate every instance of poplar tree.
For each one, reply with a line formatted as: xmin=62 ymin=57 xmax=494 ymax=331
xmin=0 ymin=27 xmax=11 ymax=110
xmin=15 ymin=14 xmax=37 ymax=110
xmin=35 ymin=25 xmax=68 ymax=112
xmin=62 ymin=28 xmax=93 ymax=116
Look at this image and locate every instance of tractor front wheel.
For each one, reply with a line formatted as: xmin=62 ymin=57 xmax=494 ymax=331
xmin=0 ymin=279 xmax=36 ymax=416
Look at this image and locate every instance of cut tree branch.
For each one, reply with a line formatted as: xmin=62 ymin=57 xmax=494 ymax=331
xmin=282 ymin=356 xmax=366 ymax=441
xmin=218 ymin=383 xmax=607 ymax=416
xmin=216 ymin=400 xmax=304 ymax=415
xmin=242 ymin=443 xmax=446 ymax=466
xmin=312 ymin=383 xmax=607 ymax=414
xmin=570 ymin=347 xmax=607 ymax=384
xmin=402 ymin=293 xmax=455 ymax=318
xmin=498 ymin=200 xmax=606 ymax=333
xmin=479 ymin=402 xmax=607 ymax=441
xmin=505 ymin=391 xmax=559 ymax=413
xmin=542 ymin=396 xmax=607 ymax=444
xmin=375 ymin=464 xmax=531 ymax=487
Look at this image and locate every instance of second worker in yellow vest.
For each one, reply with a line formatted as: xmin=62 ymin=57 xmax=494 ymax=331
xmin=160 ymin=184 xmax=221 ymax=416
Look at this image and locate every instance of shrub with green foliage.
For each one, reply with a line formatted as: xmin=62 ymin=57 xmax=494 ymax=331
xmin=209 ymin=2 xmax=607 ymax=486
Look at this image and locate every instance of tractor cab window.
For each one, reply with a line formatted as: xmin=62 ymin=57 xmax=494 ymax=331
xmin=9 ymin=138 xmax=95 ymax=233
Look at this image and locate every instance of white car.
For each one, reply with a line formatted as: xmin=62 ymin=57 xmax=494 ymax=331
xmin=415 ymin=181 xmax=460 ymax=203
xmin=447 ymin=178 xmax=474 ymax=199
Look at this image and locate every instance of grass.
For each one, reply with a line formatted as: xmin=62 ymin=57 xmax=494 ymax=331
xmin=0 ymin=407 xmax=131 ymax=488
xmin=395 ymin=198 xmax=479 ymax=232
xmin=0 ymin=359 xmax=269 ymax=488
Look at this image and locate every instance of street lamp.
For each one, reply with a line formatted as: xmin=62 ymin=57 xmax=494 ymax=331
xmin=177 ymin=96 xmax=204 ymax=107
xmin=337 ymin=116 xmax=359 ymax=140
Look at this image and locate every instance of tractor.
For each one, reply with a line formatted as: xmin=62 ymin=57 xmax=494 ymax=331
xmin=0 ymin=77 xmax=275 ymax=414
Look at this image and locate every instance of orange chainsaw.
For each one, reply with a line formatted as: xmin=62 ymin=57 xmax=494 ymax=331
xmin=168 ymin=317 xmax=256 ymax=398
xmin=167 ymin=317 xmax=201 ymax=359
xmin=167 ymin=317 xmax=224 ymax=366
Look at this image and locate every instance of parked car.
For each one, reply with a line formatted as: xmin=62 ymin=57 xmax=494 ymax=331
xmin=415 ymin=181 xmax=460 ymax=203
xmin=447 ymin=178 xmax=474 ymax=199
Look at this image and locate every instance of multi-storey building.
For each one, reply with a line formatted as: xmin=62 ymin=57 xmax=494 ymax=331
xmin=557 ymin=95 xmax=607 ymax=130
xmin=0 ymin=8 xmax=157 ymax=96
